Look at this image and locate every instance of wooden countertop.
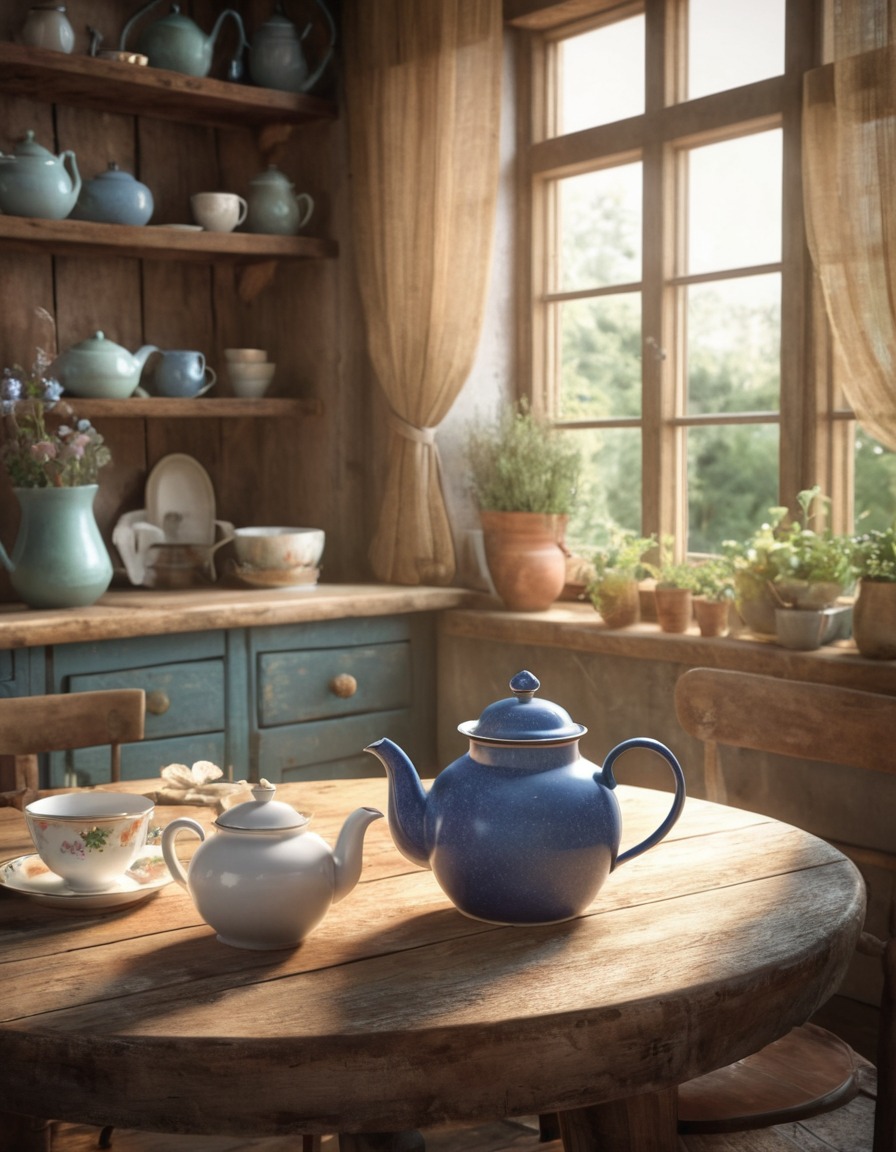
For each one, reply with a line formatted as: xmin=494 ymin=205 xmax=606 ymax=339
xmin=0 ymin=584 xmax=475 ymax=649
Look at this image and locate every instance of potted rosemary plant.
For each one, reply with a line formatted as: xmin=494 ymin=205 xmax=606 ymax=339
xmin=466 ymin=400 xmax=581 ymax=611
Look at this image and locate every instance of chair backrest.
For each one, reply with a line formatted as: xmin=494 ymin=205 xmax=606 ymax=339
xmin=676 ymin=668 xmax=896 ymax=1152
xmin=673 ymin=668 xmax=896 ymax=803
xmin=0 ymin=689 xmax=146 ymax=793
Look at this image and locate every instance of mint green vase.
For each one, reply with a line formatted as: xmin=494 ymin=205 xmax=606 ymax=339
xmin=0 ymin=486 xmax=112 ymax=609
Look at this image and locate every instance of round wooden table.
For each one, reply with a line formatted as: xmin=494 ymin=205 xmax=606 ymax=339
xmin=0 ymin=777 xmax=865 ymax=1152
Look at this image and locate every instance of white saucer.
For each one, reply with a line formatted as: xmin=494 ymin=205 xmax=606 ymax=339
xmin=146 ymin=453 xmax=217 ymax=545
xmin=0 ymin=852 xmax=172 ymax=911
xmin=150 ymin=224 xmax=203 ymax=232
xmin=233 ymin=562 xmax=319 ymax=590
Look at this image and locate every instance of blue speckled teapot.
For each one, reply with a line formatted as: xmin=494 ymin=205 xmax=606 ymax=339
xmin=366 ymin=670 xmax=686 ymax=926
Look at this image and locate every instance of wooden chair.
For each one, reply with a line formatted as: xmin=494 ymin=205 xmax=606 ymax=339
xmin=674 ymin=668 xmax=896 ymax=1150
xmin=0 ymin=688 xmax=145 ymax=1151
xmin=0 ymin=688 xmax=146 ymax=800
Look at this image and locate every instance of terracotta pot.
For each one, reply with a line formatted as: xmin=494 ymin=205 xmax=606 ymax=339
xmin=479 ymin=511 xmax=567 ymax=612
xmin=852 ymin=579 xmax=896 ymax=659
xmin=654 ymin=586 xmax=693 ymax=634
xmin=592 ymin=572 xmax=640 ymax=628
xmin=693 ymin=597 xmax=730 ymax=638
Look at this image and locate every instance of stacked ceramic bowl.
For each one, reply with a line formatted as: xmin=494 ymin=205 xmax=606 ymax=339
xmin=232 ymin=527 xmax=324 ymax=589
xmin=224 ymin=348 xmax=276 ymax=398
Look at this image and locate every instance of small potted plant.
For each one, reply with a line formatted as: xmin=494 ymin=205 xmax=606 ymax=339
xmin=0 ymin=353 xmax=113 ymax=609
xmin=645 ymin=543 xmax=700 ymax=634
xmin=466 ymin=400 xmax=581 ymax=612
xmin=850 ymin=525 xmax=896 ymax=659
xmin=766 ymin=487 xmax=854 ymax=610
xmin=586 ymin=530 xmax=656 ymax=629
xmin=690 ymin=556 xmax=735 ymax=637
xmin=723 ymin=487 xmax=854 ymax=636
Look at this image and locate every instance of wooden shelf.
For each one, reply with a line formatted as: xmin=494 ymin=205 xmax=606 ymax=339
xmin=71 ymin=397 xmax=323 ymax=419
xmin=0 ymin=215 xmax=337 ymax=264
xmin=0 ymin=43 xmax=337 ymax=131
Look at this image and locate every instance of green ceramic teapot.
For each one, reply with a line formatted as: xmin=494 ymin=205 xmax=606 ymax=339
xmin=51 ymin=331 xmax=159 ymax=400
xmin=119 ymin=1 xmax=247 ymax=79
xmin=0 ymin=130 xmax=81 ymax=220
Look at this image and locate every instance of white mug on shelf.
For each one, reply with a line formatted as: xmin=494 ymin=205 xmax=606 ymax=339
xmin=190 ymin=192 xmax=248 ymax=233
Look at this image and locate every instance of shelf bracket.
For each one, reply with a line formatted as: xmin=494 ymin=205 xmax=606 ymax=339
xmin=238 ymin=260 xmax=279 ymax=302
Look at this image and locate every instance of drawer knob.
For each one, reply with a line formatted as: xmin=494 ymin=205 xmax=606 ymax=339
xmin=330 ymin=673 xmax=357 ymax=699
xmin=146 ymin=690 xmax=171 ymax=716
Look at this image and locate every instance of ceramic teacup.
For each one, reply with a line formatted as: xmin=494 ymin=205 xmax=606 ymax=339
xmin=149 ymin=350 xmax=217 ymax=398
xmin=229 ymin=361 xmax=276 ymax=398
xmin=190 ymin=192 xmax=248 ymax=233
xmin=25 ymin=793 xmax=154 ymax=893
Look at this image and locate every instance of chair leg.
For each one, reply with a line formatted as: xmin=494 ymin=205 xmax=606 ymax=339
xmin=98 ymin=1125 xmax=114 ymax=1148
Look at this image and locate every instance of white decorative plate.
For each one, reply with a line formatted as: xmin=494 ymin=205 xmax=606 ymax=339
xmin=0 ymin=852 xmax=172 ymax=911
xmin=150 ymin=224 xmax=203 ymax=232
xmin=146 ymin=453 xmax=217 ymax=545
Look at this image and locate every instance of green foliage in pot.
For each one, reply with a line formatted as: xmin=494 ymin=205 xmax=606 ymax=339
xmin=723 ymin=487 xmax=853 ymax=614
xmin=851 ymin=525 xmax=896 ymax=582
xmin=690 ymin=556 xmax=736 ymax=602
xmin=586 ymin=530 xmax=655 ymax=627
xmin=766 ymin=487 xmax=854 ymax=591
xmin=466 ymin=400 xmax=582 ymax=515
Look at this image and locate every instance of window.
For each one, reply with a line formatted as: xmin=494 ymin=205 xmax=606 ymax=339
xmin=518 ymin=0 xmax=889 ymax=555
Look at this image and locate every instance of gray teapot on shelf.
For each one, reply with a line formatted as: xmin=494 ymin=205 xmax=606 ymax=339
xmin=119 ymin=1 xmax=247 ymax=79
xmin=0 ymin=130 xmax=80 ymax=220
xmin=245 ymin=165 xmax=314 ymax=236
xmin=248 ymin=0 xmax=336 ymax=95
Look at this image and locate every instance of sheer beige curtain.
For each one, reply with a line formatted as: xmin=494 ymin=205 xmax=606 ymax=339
xmin=343 ymin=1 xmax=502 ymax=585
xmin=803 ymin=9 xmax=896 ymax=449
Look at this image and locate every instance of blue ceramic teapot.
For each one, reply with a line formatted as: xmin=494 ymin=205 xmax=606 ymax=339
xmin=366 ymin=670 xmax=686 ymax=925
xmin=120 ymin=1 xmax=246 ymax=79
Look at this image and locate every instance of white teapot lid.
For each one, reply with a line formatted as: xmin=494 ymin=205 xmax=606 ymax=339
xmin=215 ymin=781 xmax=309 ymax=831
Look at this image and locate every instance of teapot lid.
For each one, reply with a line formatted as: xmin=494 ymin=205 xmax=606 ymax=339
xmin=12 ymin=130 xmax=55 ymax=160
xmin=67 ymin=331 xmax=127 ymax=355
xmin=458 ymin=670 xmax=586 ymax=744
xmin=93 ymin=162 xmax=137 ymax=182
xmin=215 ymin=781 xmax=310 ymax=831
xmin=251 ymin=164 xmax=292 ymax=187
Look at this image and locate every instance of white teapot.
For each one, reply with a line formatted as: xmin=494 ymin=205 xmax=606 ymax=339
xmin=161 ymin=782 xmax=383 ymax=950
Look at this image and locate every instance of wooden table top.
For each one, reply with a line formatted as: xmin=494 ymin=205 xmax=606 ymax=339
xmin=0 ymin=778 xmax=865 ymax=1150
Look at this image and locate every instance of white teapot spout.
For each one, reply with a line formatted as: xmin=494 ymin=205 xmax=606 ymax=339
xmin=332 ymin=807 xmax=384 ymax=903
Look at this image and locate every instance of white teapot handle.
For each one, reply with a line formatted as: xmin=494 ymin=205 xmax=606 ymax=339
xmin=161 ymin=817 xmax=205 ymax=888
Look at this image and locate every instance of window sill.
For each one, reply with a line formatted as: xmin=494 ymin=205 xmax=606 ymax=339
xmin=440 ymin=599 xmax=896 ymax=695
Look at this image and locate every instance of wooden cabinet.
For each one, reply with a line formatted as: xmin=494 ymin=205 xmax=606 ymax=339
xmin=27 ymin=613 xmax=436 ymax=787
xmin=0 ymin=1 xmax=373 ymax=592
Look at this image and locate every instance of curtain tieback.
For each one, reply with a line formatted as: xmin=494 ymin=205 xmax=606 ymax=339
xmin=388 ymin=412 xmax=436 ymax=446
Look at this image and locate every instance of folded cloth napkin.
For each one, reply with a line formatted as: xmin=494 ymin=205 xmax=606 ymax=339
xmin=146 ymin=761 xmax=249 ymax=809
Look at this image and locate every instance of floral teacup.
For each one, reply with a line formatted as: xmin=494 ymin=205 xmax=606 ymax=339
xmin=25 ymin=793 xmax=154 ymax=893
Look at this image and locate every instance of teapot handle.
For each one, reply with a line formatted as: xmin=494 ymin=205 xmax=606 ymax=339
xmin=595 ymin=737 xmax=686 ymax=868
xmin=161 ymin=816 xmax=206 ymax=888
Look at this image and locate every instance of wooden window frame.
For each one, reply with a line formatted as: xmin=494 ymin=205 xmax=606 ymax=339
xmin=513 ymin=0 xmax=834 ymax=552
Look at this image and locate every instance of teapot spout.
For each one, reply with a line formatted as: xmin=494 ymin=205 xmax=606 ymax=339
xmin=134 ymin=344 xmax=160 ymax=373
xmin=332 ymin=805 xmax=384 ymax=904
xmin=364 ymin=737 xmax=430 ymax=870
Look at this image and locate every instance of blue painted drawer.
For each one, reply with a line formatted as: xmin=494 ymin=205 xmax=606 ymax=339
xmin=257 ymin=641 xmax=410 ymax=728
xmin=49 ymin=631 xmax=227 ymax=786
